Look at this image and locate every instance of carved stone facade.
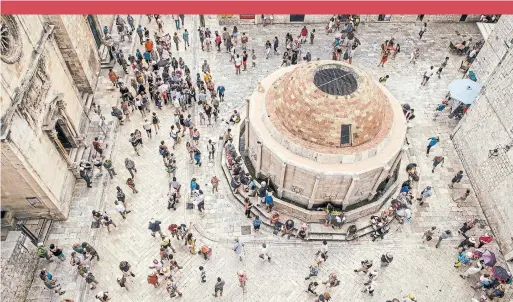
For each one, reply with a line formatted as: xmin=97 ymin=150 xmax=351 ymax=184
xmin=1 ymin=15 xmax=101 ymax=221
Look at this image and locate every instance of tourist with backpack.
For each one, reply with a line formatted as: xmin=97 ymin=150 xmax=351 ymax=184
xmin=37 ymin=243 xmax=53 ymax=262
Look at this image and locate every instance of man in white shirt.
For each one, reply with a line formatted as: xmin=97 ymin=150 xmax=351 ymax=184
xmin=259 ymin=243 xmax=271 ymax=262
xmin=234 ymin=54 xmax=242 ymax=75
xmin=421 ymin=66 xmax=434 ymax=86
xmin=142 ymin=119 xmax=152 ymax=138
xmin=115 ymin=201 xmax=131 ymax=219
xmin=316 ymin=240 xmax=329 ymax=257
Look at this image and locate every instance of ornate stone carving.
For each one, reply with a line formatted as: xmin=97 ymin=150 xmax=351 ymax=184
xmin=323 ymin=193 xmax=338 ymax=201
xmin=291 ymin=185 xmax=304 ymax=194
xmin=1 ymin=15 xmax=23 ymax=64
xmin=20 ymin=56 xmax=50 ymax=129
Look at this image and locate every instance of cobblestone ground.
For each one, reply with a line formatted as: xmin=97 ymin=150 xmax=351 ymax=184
xmin=28 ymin=15 xmax=509 ymax=302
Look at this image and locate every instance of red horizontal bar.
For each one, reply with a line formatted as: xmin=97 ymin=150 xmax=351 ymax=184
xmin=2 ymin=1 xmax=513 ymax=14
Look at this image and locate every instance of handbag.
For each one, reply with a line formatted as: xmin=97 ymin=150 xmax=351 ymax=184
xmin=343 ymin=51 xmax=349 ymax=61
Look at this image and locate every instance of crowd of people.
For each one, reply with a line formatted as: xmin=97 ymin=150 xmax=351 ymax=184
xmin=34 ymin=14 xmax=513 ymax=302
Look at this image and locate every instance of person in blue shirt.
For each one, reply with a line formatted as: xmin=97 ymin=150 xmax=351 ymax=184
xmin=265 ymin=194 xmax=274 ymax=212
xmin=253 ymin=215 xmax=261 ymax=232
xmin=190 ymin=178 xmax=198 ymax=192
xmin=143 ymin=51 xmax=151 ymax=63
xmin=136 ymin=25 xmax=144 ymax=44
xmin=135 ymin=49 xmax=142 ymax=61
xmin=217 ymin=85 xmax=225 ymax=101
xmin=426 ymin=136 xmax=439 ymax=156
xmin=103 ymin=26 xmax=109 ymax=38
xmin=433 ymin=103 xmax=447 ymax=120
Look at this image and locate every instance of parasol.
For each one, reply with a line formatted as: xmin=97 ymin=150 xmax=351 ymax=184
xmin=448 ymin=79 xmax=482 ymax=104
xmin=482 ymin=250 xmax=497 ymax=266
xmin=491 ymin=266 xmax=510 ymax=281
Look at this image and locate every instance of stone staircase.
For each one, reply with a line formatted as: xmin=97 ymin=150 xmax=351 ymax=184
xmin=99 ymin=44 xmax=114 ymax=70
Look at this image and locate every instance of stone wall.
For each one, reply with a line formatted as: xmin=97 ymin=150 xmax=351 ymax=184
xmin=467 ymin=15 xmax=513 ymax=84
xmin=45 ymin=15 xmax=100 ymax=94
xmin=452 ymin=15 xmax=513 ymax=257
xmin=0 ymin=232 xmax=39 ymax=302
xmin=1 ymin=15 xmax=85 ymax=220
xmin=219 ymin=14 xmax=482 ymax=25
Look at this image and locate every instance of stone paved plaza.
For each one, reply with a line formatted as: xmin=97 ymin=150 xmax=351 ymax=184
xmin=25 ymin=15 xmax=509 ymax=302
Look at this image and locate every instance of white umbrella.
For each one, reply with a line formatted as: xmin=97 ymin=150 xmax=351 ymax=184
xmin=448 ymin=79 xmax=482 ymax=104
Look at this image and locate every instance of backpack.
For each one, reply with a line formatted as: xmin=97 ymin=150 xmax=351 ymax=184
xmin=119 ymin=261 xmax=130 ymax=271
xmin=185 ymin=119 xmax=191 ymax=127
xmin=37 ymin=246 xmax=46 ymax=258
xmin=152 ymin=116 xmax=159 ymax=124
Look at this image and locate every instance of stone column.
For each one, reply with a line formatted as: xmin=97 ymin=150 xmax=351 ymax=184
xmin=343 ymin=177 xmax=359 ymax=204
xmin=307 ymin=176 xmax=321 ymax=209
xmin=245 ymin=99 xmax=250 ymax=151
xmin=255 ymin=141 xmax=263 ymax=176
xmin=277 ymin=162 xmax=287 ymax=198
xmin=244 ymin=119 xmax=250 ymax=151
xmin=371 ymin=165 xmax=390 ymax=193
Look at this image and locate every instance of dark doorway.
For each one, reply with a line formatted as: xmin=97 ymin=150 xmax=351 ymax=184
xmin=55 ymin=121 xmax=73 ymax=151
xmin=87 ymin=15 xmax=101 ymax=48
xmin=417 ymin=15 xmax=425 ymax=21
xmin=460 ymin=15 xmax=468 ymax=22
xmin=290 ymin=15 xmax=305 ymax=22
xmin=378 ymin=15 xmax=392 ymax=21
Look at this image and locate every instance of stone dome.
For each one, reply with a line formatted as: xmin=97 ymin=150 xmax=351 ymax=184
xmin=265 ymin=62 xmax=393 ymax=151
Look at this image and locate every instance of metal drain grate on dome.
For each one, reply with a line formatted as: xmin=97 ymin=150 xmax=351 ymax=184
xmin=313 ymin=68 xmax=358 ymax=96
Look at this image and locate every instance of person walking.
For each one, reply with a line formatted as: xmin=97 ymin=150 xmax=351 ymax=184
xmin=152 ymin=112 xmax=160 ymax=134
xmin=79 ymin=160 xmax=93 ymax=188
xmin=244 ymin=198 xmax=253 ymax=218
xmin=233 ymin=238 xmax=244 ymax=261
xmin=211 ymin=175 xmax=219 ymax=193
xmin=149 ymin=219 xmax=165 ymax=239
xmin=173 ymin=32 xmax=181 ymax=51
xmin=449 ymin=171 xmax=464 ymax=188
xmin=213 ymin=277 xmax=225 ymax=297
xmin=426 ymin=136 xmax=439 ymax=156
xmin=49 ymin=244 xmax=66 ymax=261
xmin=253 ymin=215 xmax=262 ymax=233
xmin=115 ymin=201 xmax=131 ymax=219
xmin=453 ymin=189 xmax=471 ymax=206
xmin=102 ymin=159 xmax=117 ymax=179
xmin=273 ymin=37 xmax=279 ymax=54
xmin=126 ymin=178 xmax=138 ymax=193
xmin=433 ymin=102 xmax=447 ymax=120
xmin=142 ymin=119 xmax=152 ymax=138
xmin=259 ymin=243 xmax=271 ymax=262
xmin=43 ymin=277 xmax=66 ymax=296
xmin=124 ymin=157 xmax=137 ymax=178
xmin=417 ymin=186 xmax=433 ymax=205
xmin=421 ymin=66 xmax=434 ymax=86
xmin=435 ymin=230 xmax=452 ymax=248
xmin=354 ymin=260 xmax=373 ymax=273
xmin=82 ymin=242 xmax=100 ymax=261
xmin=72 ymin=243 xmax=87 ymax=259
xmin=234 ymin=54 xmax=242 ymax=75
xmin=315 ymin=240 xmax=329 ymax=257
xmin=182 ymin=29 xmax=190 ymax=50
xmin=410 ymin=47 xmax=419 ymax=64
xmin=119 ymin=261 xmax=136 ymax=278
xmin=199 ymin=266 xmax=207 ymax=283
xmin=422 ymin=226 xmax=437 ymax=243
xmin=432 ymin=155 xmax=445 ymax=173
xmin=419 ymin=22 xmax=427 ymax=39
